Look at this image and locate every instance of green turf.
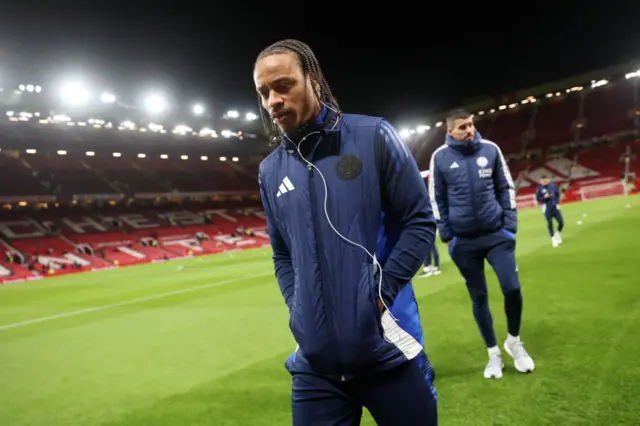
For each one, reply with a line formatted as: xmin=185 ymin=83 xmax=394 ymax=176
xmin=1 ymin=196 xmax=639 ymax=425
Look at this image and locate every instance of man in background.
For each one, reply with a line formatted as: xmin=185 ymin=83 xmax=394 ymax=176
xmin=419 ymin=242 xmax=441 ymax=277
xmin=429 ymin=109 xmax=535 ymax=379
xmin=536 ymin=175 xmax=564 ymax=247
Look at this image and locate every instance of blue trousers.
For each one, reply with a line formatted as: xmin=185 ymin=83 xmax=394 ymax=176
xmin=544 ymin=206 xmax=564 ymax=237
xmin=424 ymin=244 xmax=440 ymax=268
xmin=292 ymin=358 xmax=438 ymax=425
xmin=449 ymin=230 xmax=523 ymax=348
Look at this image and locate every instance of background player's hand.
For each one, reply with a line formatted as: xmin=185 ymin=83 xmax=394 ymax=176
xmin=377 ymin=298 xmax=385 ymax=313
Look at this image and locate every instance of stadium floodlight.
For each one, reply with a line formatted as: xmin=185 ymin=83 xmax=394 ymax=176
xmin=199 ymin=127 xmax=214 ymax=137
xmin=86 ymin=151 xmax=95 ymax=156
xmin=245 ymin=112 xmax=258 ymax=121
xmin=6 ymin=111 xmax=13 ymax=117
xmin=435 ymin=121 xmax=443 ymax=127
xmin=35 ymin=85 xmax=42 ymax=93
xmin=25 ymin=149 xmax=36 ymax=154
xmin=193 ymin=104 xmax=205 ymax=115
xmin=53 ymin=114 xmax=71 ymax=123
xmin=416 ymin=125 xmax=429 ymax=134
xmin=119 ymin=120 xmax=135 ymax=130
xmin=26 ymin=84 xmax=34 ymax=92
xmin=160 ymin=154 xmax=168 ymax=159
xmin=180 ymin=155 xmax=188 ymax=160
xmin=173 ymin=125 xmax=192 ymax=135
xmin=137 ymin=153 xmax=146 ymax=158
xmin=144 ymin=94 xmax=168 ymax=114
xmin=112 ymin=152 xmax=121 ymax=157
xmin=226 ymin=110 xmax=239 ymax=118
xmin=100 ymin=92 xmax=116 ymax=104
xmin=232 ymin=157 xmax=239 ymax=162
xmin=219 ymin=156 xmax=227 ymax=161
xmin=60 ymin=82 xmax=90 ymax=106
xmin=18 ymin=84 xmax=25 ymax=91
xmin=591 ymin=79 xmax=608 ymax=88
xmin=399 ymin=128 xmax=410 ymax=138
xmin=221 ymin=130 xmax=232 ymax=138
xmin=200 ymin=156 xmax=208 ymax=161
xmin=57 ymin=150 xmax=67 ymax=155
xmin=625 ymin=70 xmax=640 ymax=79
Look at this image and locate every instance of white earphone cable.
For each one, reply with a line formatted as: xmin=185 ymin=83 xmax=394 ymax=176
xmin=284 ymin=108 xmax=399 ymax=330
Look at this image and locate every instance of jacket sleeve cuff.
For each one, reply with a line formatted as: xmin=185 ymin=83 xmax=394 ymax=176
xmin=380 ymin=283 xmax=396 ymax=309
xmin=438 ymin=226 xmax=453 ymax=243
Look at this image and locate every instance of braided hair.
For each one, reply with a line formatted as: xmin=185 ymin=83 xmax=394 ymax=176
xmin=255 ymin=39 xmax=341 ymax=145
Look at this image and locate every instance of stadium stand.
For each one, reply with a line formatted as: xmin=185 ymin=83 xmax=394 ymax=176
xmin=1 ymin=63 xmax=639 ymax=283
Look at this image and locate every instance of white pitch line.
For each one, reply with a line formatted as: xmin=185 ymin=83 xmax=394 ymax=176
xmin=0 ymin=271 xmax=272 ymax=331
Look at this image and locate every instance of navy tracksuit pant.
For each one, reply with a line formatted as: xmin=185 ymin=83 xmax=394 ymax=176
xmin=424 ymin=244 xmax=440 ymax=268
xmin=544 ymin=205 xmax=564 ymax=237
xmin=448 ymin=229 xmax=523 ymax=348
xmin=291 ymin=357 xmax=438 ymax=425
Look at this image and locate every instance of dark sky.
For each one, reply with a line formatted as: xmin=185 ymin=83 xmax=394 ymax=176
xmin=1 ymin=1 xmax=639 ymax=125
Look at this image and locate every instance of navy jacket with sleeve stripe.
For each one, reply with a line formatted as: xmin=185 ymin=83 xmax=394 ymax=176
xmin=429 ymin=130 xmax=517 ymax=243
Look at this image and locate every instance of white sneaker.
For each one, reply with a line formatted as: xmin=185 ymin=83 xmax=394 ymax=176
xmin=432 ymin=267 xmax=441 ymax=275
xmin=551 ymin=237 xmax=559 ymax=248
xmin=504 ymin=336 xmax=535 ymax=373
xmin=553 ymin=231 xmax=562 ymax=244
xmin=484 ymin=352 xmax=504 ymax=379
xmin=418 ymin=266 xmax=433 ymax=278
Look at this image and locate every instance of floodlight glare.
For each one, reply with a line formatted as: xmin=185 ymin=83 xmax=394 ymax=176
xmin=100 ymin=92 xmax=116 ymax=103
xmin=144 ymin=94 xmax=168 ymax=114
xmin=193 ymin=104 xmax=205 ymax=115
xmin=245 ymin=112 xmax=258 ymax=121
xmin=226 ymin=110 xmax=239 ymax=118
xmin=61 ymin=82 xmax=90 ymax=106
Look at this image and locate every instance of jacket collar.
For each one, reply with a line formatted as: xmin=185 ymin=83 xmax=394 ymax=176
xmin=281 ymin=106 xmax=341 ymax=159
xmin=445 ymin=129 xmax=482 ymax=154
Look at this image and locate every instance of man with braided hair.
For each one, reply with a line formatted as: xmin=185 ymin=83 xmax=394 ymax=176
xmin=255 ymin=39 xmax=438 ymax=425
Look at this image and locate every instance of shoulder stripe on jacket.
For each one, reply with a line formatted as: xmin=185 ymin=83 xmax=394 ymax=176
xmin=380 ymin=120 xmax=411 ymax=164
xmin=428 ymin=144 xmax=448 ymax=220
xmin=481 ymin=139 xmax=516 ymax=209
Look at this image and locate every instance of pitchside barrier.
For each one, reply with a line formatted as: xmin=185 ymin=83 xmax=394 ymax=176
xmin=2 ymin=178 xmax=638 ymax=285
xmin=517 ymin=179 xmax=637 ymax=210
xmin=0 ymin=243 xmax=272 ymax=285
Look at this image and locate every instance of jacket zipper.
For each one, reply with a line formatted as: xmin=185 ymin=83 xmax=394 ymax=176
xmin=464 ymin=156 xmax=481 ymax=228
xmin=306 ymin=162 xmax=346 ymax=381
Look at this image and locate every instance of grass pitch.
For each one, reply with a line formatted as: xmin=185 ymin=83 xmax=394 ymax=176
xmin=1 ymin=196 xmax=639 ymax=426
